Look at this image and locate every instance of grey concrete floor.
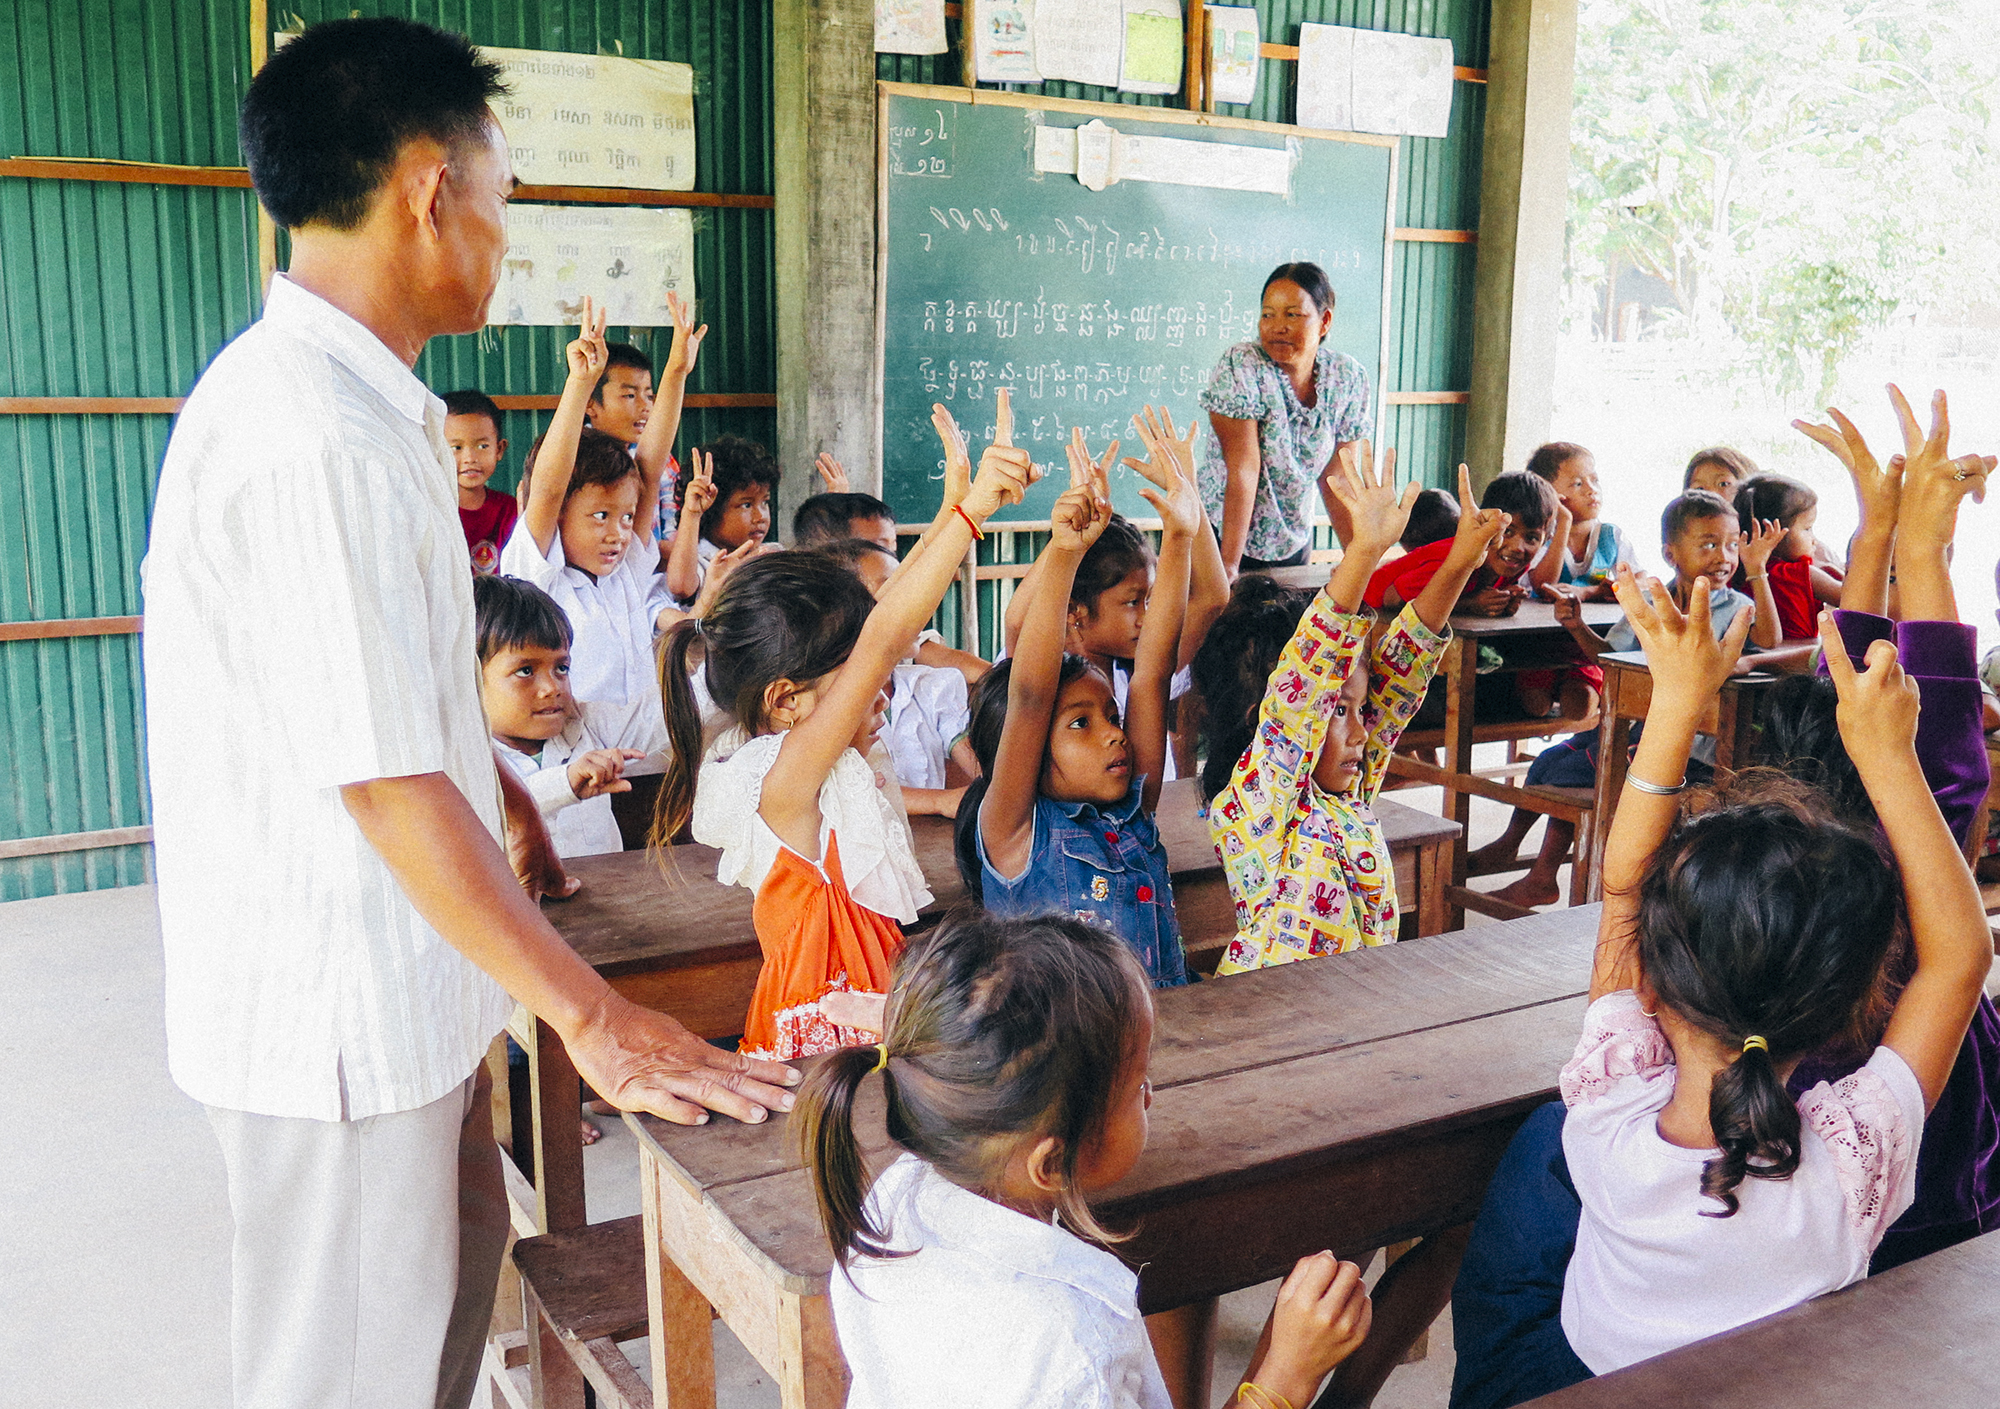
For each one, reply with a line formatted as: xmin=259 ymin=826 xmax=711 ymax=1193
xmin=0 ymin=747 xmax=1569 ymax=1409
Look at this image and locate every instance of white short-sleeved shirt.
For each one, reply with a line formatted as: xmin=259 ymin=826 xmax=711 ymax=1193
xmin=885 ymin=663 xmax=970 ymax=790
xmin=142 ymin=275 xmax=514 ymax=1121
xmin=1559 ymin=991 xmax=1924 ymax=1374
xmin=832 ymin=1154 xmax=1173 ymax=1409
xmin=497 ymin=519 xmax=672 ymax=708
xmin=493 ymin=700 xmax=669 ymax=858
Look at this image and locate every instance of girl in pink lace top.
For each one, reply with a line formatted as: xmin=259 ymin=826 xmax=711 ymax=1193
xmin=1555 ymin=570 xmax=1991 ymax=1378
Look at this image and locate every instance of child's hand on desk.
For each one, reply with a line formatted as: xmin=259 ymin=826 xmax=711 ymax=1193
xmin=1612 ymin=566 xmax=1751 ymax=713
xmin=568 ymin=748 xmax=646 ymax=800
xmin=1461 ymin=582 xmax=1526 ymax=617
xmin=563 ymin=295 xmax=610 ymax=385
xmin=1247 ymin=1251 xmax=1372 ymax=1408
xmin=1739 ymin=517 xmax=1785 ymax=577
xmin=1321 ymin=438 xmax=1417 ymax=552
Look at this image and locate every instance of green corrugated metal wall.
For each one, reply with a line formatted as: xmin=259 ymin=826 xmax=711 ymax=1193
xmin=0 ymin=0 xmax=776 ymax=900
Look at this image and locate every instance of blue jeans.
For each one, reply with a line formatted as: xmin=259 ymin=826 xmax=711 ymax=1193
xmin=1449 ymin=1102 xmax=1593 ymax=1409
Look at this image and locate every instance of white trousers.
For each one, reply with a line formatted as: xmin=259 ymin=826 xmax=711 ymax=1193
xmin=204 ymin=1065 xmax=510 ymax=1409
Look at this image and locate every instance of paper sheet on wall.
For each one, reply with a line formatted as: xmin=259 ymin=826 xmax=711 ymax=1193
xmin=1033 ymin=0 xmax=1123 ymax=87
xmin=1294 ymin=24 xmax=1355 ymax=133
xmin=489 ymin=205 xmax=693 ymax=327
xmin=1032 ymin=119 xmax=1294 ymax=196
xmin=876 ymin=0 xmax=949 ymax=54
xmin=1351 ymin=30 xmax=1455 ymax=138
xmin=482 ymin=47 xmax=695 ymax=190
xmin=971 ymin=0 xmax=1041 ymax=82
xmin=1118 ymin=0 xmax=1182 ymax=95
xmin=1204 ymin=6 xmax=1260 ymax=106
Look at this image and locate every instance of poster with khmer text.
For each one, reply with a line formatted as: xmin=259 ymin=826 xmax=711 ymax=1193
xmin=481 ymin=46 xmax=696 ymax=190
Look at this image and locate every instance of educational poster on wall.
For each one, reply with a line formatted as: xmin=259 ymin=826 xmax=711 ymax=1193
xmin=1351 ymin=31 xmax=1455 ymax=138
xmin=971 ymin=0 xmax=1041 ymax=82
xmin=876 ymin=0 xmax=949 ymax=55
xmin=1295 ymin=23 xmax=1355 ymax=133
xmin=1033 ymin=0 xmax=1123 ymax=87
xmin=1204 ymin=6 xmax=1260 ymax=106
xmin=1118 ymin=0 xmax=1182 ymax=95
xmin=480 ymin=46 xmax=696 ymax=190
xmin=489 ymin=205 xmax=694 ymax=327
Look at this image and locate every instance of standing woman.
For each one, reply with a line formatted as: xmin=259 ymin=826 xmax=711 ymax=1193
xmin=1200 ymin=262 xmax=1374 ymax=575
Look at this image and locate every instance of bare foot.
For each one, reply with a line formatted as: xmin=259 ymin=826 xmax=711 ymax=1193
xmin=580 ymin=1116 xmax=601 ymax=1146
xmin=1464 ymin=840 xmax=1524 ymax=877
xmin=1490 ymin=873 xmax=1561 ymax=909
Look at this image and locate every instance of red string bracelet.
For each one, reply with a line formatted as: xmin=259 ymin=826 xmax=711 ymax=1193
xmin=952 ymin=503 xmax=985 ymax=540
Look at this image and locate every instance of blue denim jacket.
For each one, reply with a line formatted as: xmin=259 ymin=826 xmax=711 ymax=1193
xmin=979 ymin=781 xmax=1188 ymax=988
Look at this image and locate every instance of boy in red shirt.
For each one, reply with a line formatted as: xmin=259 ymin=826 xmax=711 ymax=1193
xmin=444 ymin=389 xmax=515 ymax=574
xmin=1365 ymin=470 xmax=1558 ymax=614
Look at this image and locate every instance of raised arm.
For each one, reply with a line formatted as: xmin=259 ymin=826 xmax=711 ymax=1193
xmin=520 ymin=297 xmax=608 ymax=556
xmin=1317 ymin=440 xmax=1416 ymax=612
xmin=635 ymin=289 xmax=705 ymax=495
xmin=1410 ymin=464 xmax=1511 ymax=636
xmin=1888 ymin=385 xmax=1994 ymax=623
xmin=1591 ymin=569 xmax=1753 ymax=1000
xmin=1736 ymin=518 xmax=1786 ymax=649
xmin=1002 ymin=424 xmax=1114 ymax=656
xmin=1123 ymin=407 xmax=1199 ymax=812
xmin=1823 ymin=614 xmax=1992 ymax=1109
xmin=1796 ymin=403 xmax=1900 ymax=616
xmin=1210 ymin=412 xmax=1262 ymax=579
xmin=664 ymin=446 xmax=714 ymax=604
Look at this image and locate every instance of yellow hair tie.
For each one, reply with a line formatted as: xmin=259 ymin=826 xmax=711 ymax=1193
xmin=871 ymin=1043 xmax=890 ymax=1074
xmin=1742 ymin=1035 xmax=1768 ymax=1055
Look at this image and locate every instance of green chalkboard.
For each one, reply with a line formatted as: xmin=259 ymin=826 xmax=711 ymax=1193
xmin=876 ymin=83 xmax=1397 ymax=526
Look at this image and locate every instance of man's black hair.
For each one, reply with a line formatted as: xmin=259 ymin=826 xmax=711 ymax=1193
xmin=240 ymin=17 xmax=508 ymax=231
xmin=794 ymin=492 xmax=896 ymax=548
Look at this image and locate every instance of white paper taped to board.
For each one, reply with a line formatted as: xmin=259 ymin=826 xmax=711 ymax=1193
xmin=1033 ymin=0 xmax=1123 ymax=87
xmin=1204 ymin=5 xmax=1260 ymax=106
xmin=971 ymin=0 xmax=1041 ymax=82
xmin=1033 ymin=119 xmax=1294 ymax=197
xmin=483 ymin=47 xmax=695 ymax=190
xmin=490 ymin=205 xmax=693 ymax=327
xmin=1295 ymin=23 xmax=1355 ymax=133
xmin=876 ymin=0 xmax=949 ymax=54
xmin=1351 ymin=30 xmax=1455 ymax=138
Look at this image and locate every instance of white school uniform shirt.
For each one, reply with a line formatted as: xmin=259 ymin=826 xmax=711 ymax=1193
xmin=493 ymin=701 xmax=670 ymax=858
xmin=885 ymin=662 xmax=970 ymax=790
xmin=1559 ymin=991 xmax=1924 ymax=1374
xmin=1109 ymin=663 xmax=1193 ymax=783
xmin=832 ymin=1153 xmax=1174 ymax=1409
xmin=498 ymin=519 xmax=673 ymax=708
xmin=142 ymin=274 xmax=513 ymax=1121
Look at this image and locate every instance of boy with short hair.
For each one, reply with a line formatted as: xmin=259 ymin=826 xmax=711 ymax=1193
xmin=1364 ymin=471 xmax=1558 ymax=617
xmin=794 ymin=491 xmax=898 ymax=552
xmin=444 ymin=389 xmax=515 ymax=574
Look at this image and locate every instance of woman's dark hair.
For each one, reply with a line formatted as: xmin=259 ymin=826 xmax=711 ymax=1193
xmin=1630 ymin=778 xmax=1899 ymax=1216
xmin=952 ymin=654 xmax=1101 ymax=900
xmin=1660 ymin=490 xmax=1737 ymax=546
xmin=794 ymin=909 xmax=1150 ymax=1266
xmin=1525 ymin=441 xmax=1592 ymax=483
xmin=1401 ymin=488 xmax=1460 ymax=551
xmin=1737 ymin=473 xmax=1817 ymax=531
xmin=652 ymin=553 xmax=877 ymax=846
xmin=1261 ymin=261 xmax=1336 ymax=316
xmin=240 ymin=17 xmax=506 ymax=231
xmin=519 ymin=426 xmax=638 ymax=505
xmin=472 ymin=574 xmax=571 ymax=663
xmin=795 ymin=492 xmax=896 ymax=548
xmin=1072 ymin=514 xmax=1153 ymax=615
xmin=1685 ymin=446 xmax=1760 ymax=491
xmin=1480 ymin=471 xmax=1560 ymax=535
xmin=1189 ymin=576 xmax=1315 ymax=801
xmin=694 ymin=435 xmax=782 ymax=542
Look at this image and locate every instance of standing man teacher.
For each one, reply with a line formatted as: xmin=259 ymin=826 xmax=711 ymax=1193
xmin=142 ymin=20 xmax=795 ymax=1409
xmin=1199 ymin=261 xmax=1375 ymax=575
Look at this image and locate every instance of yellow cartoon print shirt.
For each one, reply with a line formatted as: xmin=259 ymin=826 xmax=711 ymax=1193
xmin=1210 ymin=596 xmax=1447 ymax=973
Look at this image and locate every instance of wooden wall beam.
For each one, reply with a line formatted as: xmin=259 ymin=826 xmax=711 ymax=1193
xmin=0 ymin=616 xmax=141 ymax=642
xmin=0 ymin=825 xmax=153 ymax=860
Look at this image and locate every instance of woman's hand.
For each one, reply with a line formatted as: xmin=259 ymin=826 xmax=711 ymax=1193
xmin=1049 ymin=480 xmax=1111 ymax=554
xmin=1738 ymin=517 xmax=1785 ymax=577
xmin=1612 ymin=566 xmax=1751 ymax=715
xmin=1322 ymin=439 xmax=1417 ymax=552
xmin=1819 ymin=609 xmax=1921 ymax=774
xmin=931 ymin=403 xmax=973 ymax=508
xmin=563 ymin=295 xmax=610 ymax=385
xmin=1893 ymin=385 xmax=1994 ymax=544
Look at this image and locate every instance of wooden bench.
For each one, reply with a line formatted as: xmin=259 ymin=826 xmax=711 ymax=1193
xmin=630 ymin=904 xmax=1604 ymax=1408
xmin=512 ymin=1216 xmax=652 ymax=1409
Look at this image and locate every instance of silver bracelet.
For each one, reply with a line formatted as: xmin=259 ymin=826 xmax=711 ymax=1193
xmin=1626 ymin=774 xmax=1687 ymax=796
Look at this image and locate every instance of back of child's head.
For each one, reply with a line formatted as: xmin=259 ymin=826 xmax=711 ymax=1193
xmin=811 ymin=537 xmax=898 ymax=578
xmin=1072 ymin=514 xmax=1153 ymax=613
xmin=592 ymin=341 xmax=651 ymax=399
xmin=1525 ymin=441 xmax=1591 ymax=482
xmin=794 ymin=907 xmax=1149 ymax=1264
xmin=1479 ymin=470 xmax=1559 ymax=534
xmin=1400 ymin=488 xmax=1460 ymax=551
xmin=952 ymin=654 xmax=1103 ymax=898
xmin=1755 ymin=676 xmax=1874 ymax=827
xmin=519 ymin=425 xmax=637 ymax=504
xmin=472 ymin=573 xmax=570 ymax=663
xmin=1685 ymin=446 xmax=1759 ymax=490
xmin=1660 ymin=489 xmax=1736 ymax=546
xmin=696 ymin=434 xmax=782 ymax=541
xmin=794 ymin=491 xmax=895 ymax=548
xmin=652 ymin=552 xmax=877 ymax=844
xmin=1736 ymin=473 xmax=1816 ymax=530
xmin=1633 ymin=777 xmax=1899 ymax=1216
xmin=1189 ymin=576 xmax=1315 ymax=801
xmin=442 ymin=388 xmax=502 ymax=436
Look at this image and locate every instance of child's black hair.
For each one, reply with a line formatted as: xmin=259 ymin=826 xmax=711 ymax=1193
xmin=1661 ymin=490 xmax=1737 ymax=546
xmin=1072 ymin=514 xmax=1153 ymax=614
xmin=472 ymin=574 xmax=571 ymax=663
xmin=1189 ymin=576 xmax=1315 ymax=801
xmin=693 ymin=435 xmax=782 ymax=543
xmin=1480 ymin=470 xmax=1560 ymax=534
xmin=952 ymin=654 xmax=1102 ymax=899
xmin=794 ymin=491 xmax=896 ymax=548
xmin=1525 ymin=441 xmax=1592 ymax=483
xmin=812 ymin=537 xmax=899 ymax=576
xmin=1262 ymin=261 xmax=1336 ymax=315
xmin=518 ymin=425 xmax=638 ymax=505
xmin=1685 ymin=446 xmax=1759 ymax=491
xmin=794 ymin=908 xmax=1150 ymax=1266
xmin=1755 ymin=676 xmax=1875 ymax=828
xmin=590 ymin=341 xmax=653 ymax=402
xmin=441 ymin=389 xmax=503 ymax=437
xmin=1401 ymin=488 xmax=1460 ymax=551
xmin=652 ymin=552 xmax=877 ymax=846
xmin=1631 ymin=778 xmax=1899 ymax=1216
xmin=1737 ymin=473 xmax=1817 ymax=531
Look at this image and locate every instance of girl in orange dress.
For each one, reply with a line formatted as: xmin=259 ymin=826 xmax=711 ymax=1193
xmin=653 ymin=401 xmax=1037 ymax=1060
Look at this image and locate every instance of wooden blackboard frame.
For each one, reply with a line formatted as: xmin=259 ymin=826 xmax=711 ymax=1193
xmin=873 ymin=81 xmax=1401 ymax=530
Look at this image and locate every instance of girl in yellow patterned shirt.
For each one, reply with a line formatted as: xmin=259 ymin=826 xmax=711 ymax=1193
xmin=1197 ymin=454 xmax=1506 ymax=972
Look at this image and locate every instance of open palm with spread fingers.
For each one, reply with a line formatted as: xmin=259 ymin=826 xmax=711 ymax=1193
xmin=1324 ymin=438 xmax=1418 ymax=551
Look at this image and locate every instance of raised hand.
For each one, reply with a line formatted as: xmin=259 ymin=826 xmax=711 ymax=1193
xmin=567 ymin=748 xmax=646 ymax=800
xmin=1322 ymin=438 xmax=1418 ymax=551
xmin=1444 ymin=463 xmax=1510 ymax=567
xmin=1739 ymin=517 xmax=1785 ymax=576
xmin=815 ymin=452 xmax=852 ymax=494
xmin=1892 ymin=385 xmax=1994 ymax=541
xmin=691 ymin=536 xmax=759 ymax=616
xmin=1611 ymin=565 xmax=1750 ymax=709
xmin=1049 ymin=480 xmax=1112 ymax=554
xmin=1818 ymin=608 xmax=1921 ymax=772
xmin=663 ymin=288 xmax=708 ymax=377
xmin=1794 ymin=402 xmax=1900 ymax=529
xmin=1068 ymin=425 xmax=1119 ymax=499
xmin=993 ymin=385 xmax=1016 ymax=448
xmin=962 ymin=437 xmax=1040 ymax=524
xmin=679 ymin=446 xmax=717 ymax=519
xmin=931 ymin=403 xmax=972 ymax=507
xmin=564 ymin=295 xmax=611 ymax=384
xmin=1124 ymin=405 xmax=1202 ymax=537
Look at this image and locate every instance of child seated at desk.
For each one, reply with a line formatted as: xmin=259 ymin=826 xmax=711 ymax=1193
xmin=1734 ymin=472 xmax=1844 ymax=639
xmin=1527 ymin=441 xmax=1632 ymax=602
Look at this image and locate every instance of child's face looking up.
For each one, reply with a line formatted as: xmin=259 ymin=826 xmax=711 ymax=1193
xmin=559 ymin=477 xmax=641 ymax=577
xmin=588 ymin=366 xmax=654 ymax=444
xmin=480 ymin=643 xmax=575 ymax=750
xmin=1486 ymin=519 xmax=1548 ymax=581
xmin=1071 ymin=565 xmax=1153 ymax=663
xmin=1663 ymin=513 xmax=1740 ymax=595
xmin=1550 ymin=455 xmax=1601 ymax=522
xmin=445 ymin=413 xmax=505 ymax=500
xmin=1041 ymin=669 xmax=1131 ymax=806
xmin=1687 ymin=459 xmax=1743 ymax=502
xmin=711 ymin=484 xmax=772 ymax=550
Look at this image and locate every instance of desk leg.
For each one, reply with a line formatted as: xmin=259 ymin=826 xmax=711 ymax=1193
xmin=1442 ymin=635 xmax=1476 ymax=931
xmin=527 ymin=1283 xmax=588 ymax=1409
xmin=528 ymin=1017 xmax=587 ymax=1233
xmin=1417 ymin=838 xmax=1449 ymax=938
xmin=776 ymin=1291 xmax=847 ymax=1409
xmin=641 ymin=1154 xmax=718 ymax=1409
xmin=1587 ymin=698 xmax=1634 ymax=906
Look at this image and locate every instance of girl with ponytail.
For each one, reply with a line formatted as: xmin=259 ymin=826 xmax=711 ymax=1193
xmin=795 ymin=909 xmax=1374 ymax=1409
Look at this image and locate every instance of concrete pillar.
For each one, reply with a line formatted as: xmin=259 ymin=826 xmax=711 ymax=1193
xmin=773 ymin=0 xmax=880 ymax=520
xmin=1465 ymin=0 xmax=1578 ymax=489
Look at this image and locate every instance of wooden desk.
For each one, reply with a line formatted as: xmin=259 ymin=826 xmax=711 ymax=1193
xmin=1525 ymin=1226 xmax=2000 ymax=1408
xmin=630 ymin=905 xmax=1602 ymax=1409
xmin=1245 ymin=562 xmax=1335 ymax=591
xmin=1386 ymin=602 xmax=1625 ymax=927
